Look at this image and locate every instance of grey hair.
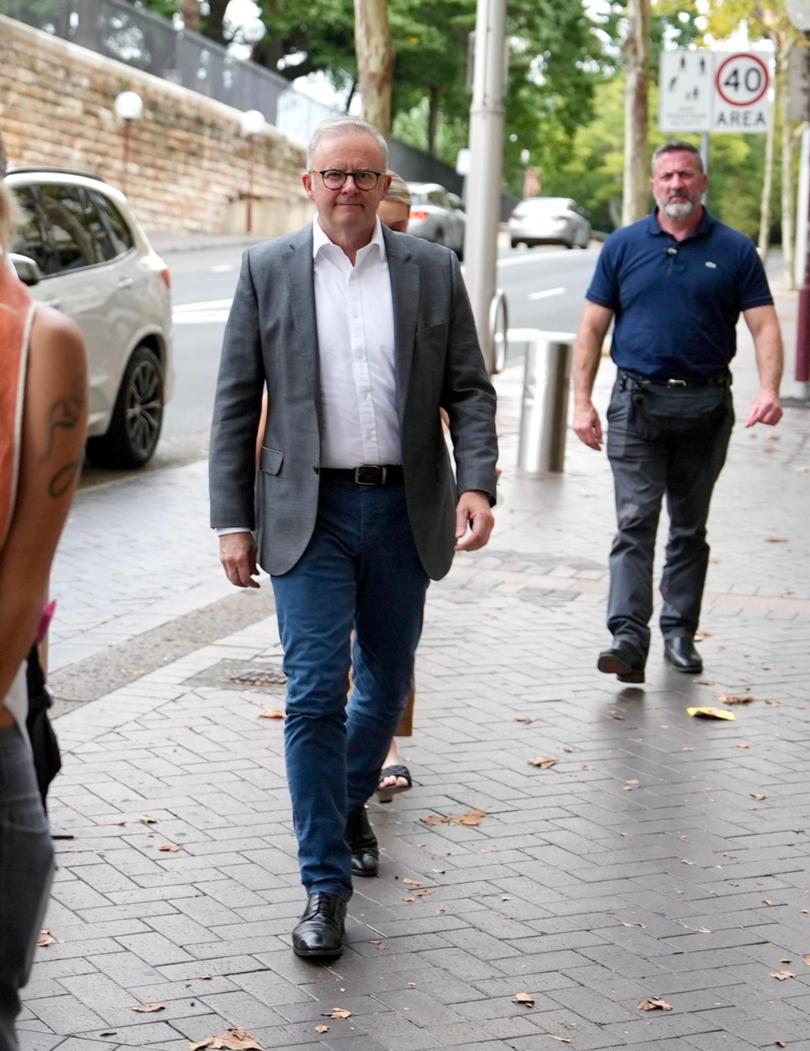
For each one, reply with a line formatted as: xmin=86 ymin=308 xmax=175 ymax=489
xmin=306 ymin=117 xmax=389 ymax=170
xmin=384 ymin=170 xmax=411 ymax=208
xmin=651 ymin=140 xmax=704 ymax=175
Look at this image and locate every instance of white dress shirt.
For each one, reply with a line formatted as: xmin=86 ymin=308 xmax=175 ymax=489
xmin=312 ymin=217 xmax=400 ymax=468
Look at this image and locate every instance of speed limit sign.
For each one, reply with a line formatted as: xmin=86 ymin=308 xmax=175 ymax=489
xmin=712 ymin=52 xmax=770 ymax=132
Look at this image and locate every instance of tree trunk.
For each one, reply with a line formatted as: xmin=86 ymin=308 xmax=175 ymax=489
xmin=779 ymin=42 xmax=795 ymax=290
xmin=427 ymin=84 xmax=441 ymax=154
xmin=621 ymin=0 xmax=650 ymax=226
xmin=354 ymin=0 xmax=395 ymax=137
xmin=181 ymin=0 xmax=199 ymax=32
xmin=758 ymin=82 xmax=776 ymax=259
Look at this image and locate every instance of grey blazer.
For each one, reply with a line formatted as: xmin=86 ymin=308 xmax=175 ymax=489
xmin=209 ymin=224 xmax=498 ymax=581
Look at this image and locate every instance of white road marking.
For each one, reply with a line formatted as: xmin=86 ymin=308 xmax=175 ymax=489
xmin=210 ymin=264 xmax=235 ymax=272
xmin=528 ymin=286 xmax=566 ymax=301
xmin=173 ymin=297 xmax=233 ymax=324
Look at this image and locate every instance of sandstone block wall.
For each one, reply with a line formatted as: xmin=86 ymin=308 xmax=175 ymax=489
xmin=0 ymin=15 xmax=312 ymax=237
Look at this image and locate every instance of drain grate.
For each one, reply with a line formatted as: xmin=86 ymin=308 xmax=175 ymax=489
xmin=182 ymin=659 xmax=286 ymax=692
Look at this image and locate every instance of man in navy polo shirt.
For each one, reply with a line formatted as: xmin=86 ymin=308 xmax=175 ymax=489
xmin=572 ymin=140 xmax=783 ymax=683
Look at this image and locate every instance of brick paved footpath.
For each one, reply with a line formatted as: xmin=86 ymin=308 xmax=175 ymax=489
xmin=18 ymin=289 xmax=810 ymax=1050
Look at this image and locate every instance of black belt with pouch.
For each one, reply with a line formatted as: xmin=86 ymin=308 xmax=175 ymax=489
xmin=619 ymin=369 xmax=732 ymax=442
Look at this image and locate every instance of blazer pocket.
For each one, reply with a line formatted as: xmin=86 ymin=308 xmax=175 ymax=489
xmin=259 ymin=446 xmax=284 ymax=475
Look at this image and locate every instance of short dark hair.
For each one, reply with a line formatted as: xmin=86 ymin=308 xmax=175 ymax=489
xmin=651 ymin=141 xmax=704 ymax=175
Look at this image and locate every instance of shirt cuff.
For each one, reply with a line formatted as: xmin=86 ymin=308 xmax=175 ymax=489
xmin=216 ymin=527 xmax=252 ymax=536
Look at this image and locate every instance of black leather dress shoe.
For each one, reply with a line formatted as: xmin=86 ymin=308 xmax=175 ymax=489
xmin=346 ymin=806 xmax=379 ymax=877
xmin=597 ymin=643 xmax=645 ymax=684
xmin=292 ymin=893 xmax=346 ymax=959
xmin=664 ymin=635 xmax=703 ymax=673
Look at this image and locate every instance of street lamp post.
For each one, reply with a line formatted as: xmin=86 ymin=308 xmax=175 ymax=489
xmin=113 ymin=91 xmax=144 ymax=195
xmin=785 ymin=0 xmax=810 ymax=393
xmin=240 ymin=109 xmax=265 ymax=235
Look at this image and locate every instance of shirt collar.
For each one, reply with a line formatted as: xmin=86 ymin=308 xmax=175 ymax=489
xmin=312 ymin=216 xmax=387 ymax=261
xmin=647 ymin=206 xmax=714 ymax=239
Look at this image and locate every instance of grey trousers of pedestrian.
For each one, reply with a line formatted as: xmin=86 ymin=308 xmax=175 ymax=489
xmin=0 ymin=725 xmax=54 ymax=1051
xmin=605 ymin=379 xmax=733 ymax=658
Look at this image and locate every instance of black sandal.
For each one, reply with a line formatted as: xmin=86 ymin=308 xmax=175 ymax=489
xmin=376 ymin=763 xmax=412 ymax=804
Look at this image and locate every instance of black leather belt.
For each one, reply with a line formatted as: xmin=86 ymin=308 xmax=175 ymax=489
xmin=619 ymin=369 xmax=730 ymax=389
xmin=319 ymin=465 xmax=404 ymax=486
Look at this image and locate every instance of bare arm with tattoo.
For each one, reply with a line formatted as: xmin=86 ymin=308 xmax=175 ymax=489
xmin=0 ymin=306 xmax=87 ymax=709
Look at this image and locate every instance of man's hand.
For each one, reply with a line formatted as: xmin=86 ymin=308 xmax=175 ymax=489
xmin=745 ymin=389 xmax=783 ymax=428
xmin=573 ymin=401 xmax=603 ymax=450
xmin=219 ymin=531 xmax=261 ymax=588
xmin=454 ymin=490 xmax=495 ymax=552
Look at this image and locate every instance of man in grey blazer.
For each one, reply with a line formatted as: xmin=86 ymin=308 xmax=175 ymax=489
xmin=209 ymin=117 xmax=498 ymax=959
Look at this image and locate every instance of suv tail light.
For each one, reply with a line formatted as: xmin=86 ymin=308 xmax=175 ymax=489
xmin=160 ymin=266 xmax=171 ymax=289
xmin=409 ymin=209 xmax=429 ymax=221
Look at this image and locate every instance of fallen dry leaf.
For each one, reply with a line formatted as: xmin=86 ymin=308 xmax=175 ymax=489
xmin=621 ymin=920 xmax=647 ymax=929
xmin=549 ymin=1037 xmax=572 ymax=1044
xmin=36 ymin=930 xmax=61 ymax=948
xmin=764 ymin=899 xmax=779 ymax=906
xmin=370 ymin=939 xmax=386 ymax=950
xmin=719 ymin=694 xmax=755 ymax=706
xmin=771 ymin=970 xmax=795 ymax=981
xmin=803 ymin=954 xmax=810 ymax=966
xmin=528 ymin=756 xmax=557 ymax=769
xmin=402 ymin=877 xmax=423 ymax=887
xmin=607 ymin=709 xmax=625 ymax=720
xmin=765 ymin=698 xmax=782 ymax=707
xmin=315 ymin=1025 xmax=329 ymax=1034
xmin=420 ymin=809 xmax=488 ymax=827
xmin=512 ymin=992 xmax=535 ymax=1007
xmin=686 ymin=706 xmax=735 ymax=721
xmin=513 ymin=715 xmax=536 ymax=724
xmin=100 ymin=819 xmax=126 ymax=827
xmin=766 ymin=536 xmax=789 ymax=543
xmin=582 ymin=762 xmax=594 ymax=771
xmin=140 ymin=815 xmax=159 ymax=825
xmin=189 ymin=1029 xmax=264 ymax=1051
xmin=563 ymin=746 xmax=576 ymax=753
xmin=134 ymin=1003 xmax=165 ymax=1014
xmin=624 ymin=779 xmax=640 ymax=791
xmin=694 ymin=629 xmax=713 ymax=640
xmin=325 ymin=1008 xmax=352 ymax=1020
xmin=696 ymin=679 xmax=715 ymax=686
xmin=637 ymin=997 xmax=672 ymax=1011
xmin=159 ymin=842 xmax=181 ymax=853
xmin=402 ymin=896 xmax=416 ymax=903
xmin=258 ymin=708 xmax=285 ymax=720
xmin=692 ymin=927 xmax=712 ymax=934
xmin=751 ymin=793 xmax=767 ymax=801
xmin=736 ymin=742 xmax=751 ymax=750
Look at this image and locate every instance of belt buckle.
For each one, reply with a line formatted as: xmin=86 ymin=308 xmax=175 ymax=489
xmin=666 ymin=378 xmax=688 ymax=387
xmin=354 ymin=465 xmax=385 ymax=485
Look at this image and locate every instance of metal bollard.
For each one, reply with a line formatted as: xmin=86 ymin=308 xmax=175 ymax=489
xmin=517 ymin=332 xmax=575 ymax=473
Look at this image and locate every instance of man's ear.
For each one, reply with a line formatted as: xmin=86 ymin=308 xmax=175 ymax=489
xmin=302 ymin=172 xmax=315 ymax=200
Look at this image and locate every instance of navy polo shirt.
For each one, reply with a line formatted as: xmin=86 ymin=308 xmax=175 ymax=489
xmin=586 ymin=209 xmax=773 ymax=378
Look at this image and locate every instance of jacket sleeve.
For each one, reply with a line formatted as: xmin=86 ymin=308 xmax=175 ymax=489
xmin=209 ymin=249 xmax=266 ymax=529
xmin=440 ymin=251 xmax=499 ymax=504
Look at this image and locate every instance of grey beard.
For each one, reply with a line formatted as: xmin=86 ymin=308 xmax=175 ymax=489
xmin=660 ymin=198 xmax=697 ymax=219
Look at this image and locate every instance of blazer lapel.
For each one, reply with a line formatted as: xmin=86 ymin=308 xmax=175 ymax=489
xmin=284 ymin=227 xmax=318 ymax=394
xmin=383 ymin=227 xmax=420 ymax=422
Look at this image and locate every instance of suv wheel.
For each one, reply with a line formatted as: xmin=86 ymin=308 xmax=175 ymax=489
xmin=86 ymin=345 xmax=164 ymax=469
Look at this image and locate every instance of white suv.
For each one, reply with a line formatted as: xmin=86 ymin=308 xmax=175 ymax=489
xmin=5 ymin=168 xmax=173 ymax=469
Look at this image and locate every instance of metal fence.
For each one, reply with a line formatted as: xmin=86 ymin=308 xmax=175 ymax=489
xmin=0 ymin=0 xmax=289 ymax=124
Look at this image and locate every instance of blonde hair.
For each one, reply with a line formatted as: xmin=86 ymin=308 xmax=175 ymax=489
xmin=384 ymin=171 xmax=411 ymax=209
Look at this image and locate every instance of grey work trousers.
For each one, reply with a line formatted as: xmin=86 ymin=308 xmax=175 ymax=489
xmin=605 ymin=378 xmax=733 ymax=658
xmin=0 ymin=725 xmax=54 ymax=1051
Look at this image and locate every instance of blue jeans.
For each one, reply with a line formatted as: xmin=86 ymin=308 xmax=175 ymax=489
xmin=271 ymin=479 xmax=429 ymax=900
xmin=0 ymin=725 xmax=54 ymax=1051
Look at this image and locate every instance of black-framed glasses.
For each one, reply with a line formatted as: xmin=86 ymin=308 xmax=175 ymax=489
xmin=310 ymin=169 xmax=384 ymax=191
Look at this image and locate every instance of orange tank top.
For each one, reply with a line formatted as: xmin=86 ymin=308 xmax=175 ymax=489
xmin=0 ymin=254 xmax=34 ymax=550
